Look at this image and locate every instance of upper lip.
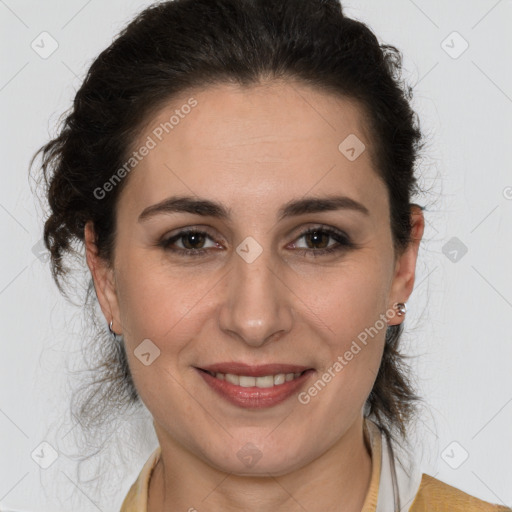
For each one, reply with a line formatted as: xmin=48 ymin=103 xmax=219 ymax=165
xmin=197 ymin=362 xmax=312 ymax=377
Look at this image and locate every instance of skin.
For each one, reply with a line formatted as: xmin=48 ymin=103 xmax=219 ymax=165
xmin=85 ymin=80 xmax=424 ymax=512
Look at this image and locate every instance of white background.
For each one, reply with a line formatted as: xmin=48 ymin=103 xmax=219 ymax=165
xmin=0 ymin=0 xmax=511 ymax=510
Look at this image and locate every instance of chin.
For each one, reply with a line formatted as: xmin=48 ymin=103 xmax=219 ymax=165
xmin=198 ymin=438 xmax=313 ymax=477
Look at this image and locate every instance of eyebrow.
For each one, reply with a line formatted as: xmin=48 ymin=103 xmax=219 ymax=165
xmin=138 ymin=194 xmax=370 ymax=223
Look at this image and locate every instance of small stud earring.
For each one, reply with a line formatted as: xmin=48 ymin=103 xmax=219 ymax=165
xmin=394 ymin=302 xmax=407 ymax=316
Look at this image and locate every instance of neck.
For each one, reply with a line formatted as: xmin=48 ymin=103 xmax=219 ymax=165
xmin=148 ymin=417 xmax=373 ymax=512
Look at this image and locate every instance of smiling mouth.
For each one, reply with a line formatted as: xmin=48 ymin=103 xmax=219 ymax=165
xmin=195 ymin=366 xmax=315 ymax=408
xmin=198 ymin=368 xmax=308 ymax=388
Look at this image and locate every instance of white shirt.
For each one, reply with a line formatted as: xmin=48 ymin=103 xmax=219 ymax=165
xmin=364 ymin=418 xmax=423 ymax=512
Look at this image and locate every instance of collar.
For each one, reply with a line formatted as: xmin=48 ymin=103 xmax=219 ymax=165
xmin=369 ymin=419 xmax=423 ymax=512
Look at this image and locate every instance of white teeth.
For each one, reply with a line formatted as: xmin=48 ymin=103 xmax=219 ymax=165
xmin=256 ymin=375 xmax=275 ymax=388
xmin=239 ymin=376 xmax=256 ymax=387
xmin=273 ymin=373 xmax=285 ymax=385
xmin=225 ymin=373 xmax=239 ymax=385
xmin=210 ymin=371 xmax=305 ymax=387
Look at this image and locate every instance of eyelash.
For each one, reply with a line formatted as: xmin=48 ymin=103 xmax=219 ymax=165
xmin=158 ymin=226 xmax=355 ymax=258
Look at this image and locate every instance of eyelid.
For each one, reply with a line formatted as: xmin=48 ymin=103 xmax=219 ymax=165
xmin=288 ymin=223 xmax=349 ymax=241
xmin=163 ymin=225 xmax=223 ymax=242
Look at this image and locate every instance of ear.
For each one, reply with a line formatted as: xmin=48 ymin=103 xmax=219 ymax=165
xmin=84 ymin=221 xmax=122 ymax=334
xmin=387 ymin=204 xmax=425 ymax=326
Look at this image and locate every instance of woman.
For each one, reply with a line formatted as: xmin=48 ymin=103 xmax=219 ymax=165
xmin=34 ymin=0 xmax=511 ymax=510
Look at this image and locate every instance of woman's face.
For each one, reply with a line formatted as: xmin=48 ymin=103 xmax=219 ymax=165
xmin=86 ymin=81 xmax=423 ymax=475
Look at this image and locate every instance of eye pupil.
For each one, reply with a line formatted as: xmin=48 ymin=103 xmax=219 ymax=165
xmin=182 ymin=232 xmax=205 ymax=249
xmin=306 ymin=230 xmax=329 ymax=249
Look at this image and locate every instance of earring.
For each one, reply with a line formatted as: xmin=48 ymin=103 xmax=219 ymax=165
xmin=394 ymin=302 xmax=407 ymax=316
xmin=108 ymin=319 xmax=121 ymax=341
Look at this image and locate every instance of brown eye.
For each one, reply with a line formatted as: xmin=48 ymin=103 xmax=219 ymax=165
xmin=159 ymin=229 xmax=220 ymax=256
xmin=303 ymin=230 xmax=331 ymax=250
xmin=292 ymin=227 xmax=354 ymax=258
xmin=179 ymin=231 xmax=207 ymax=250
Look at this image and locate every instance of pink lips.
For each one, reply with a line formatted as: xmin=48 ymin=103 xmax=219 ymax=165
xmin=195 ymin=362 xmax=315 ymax=409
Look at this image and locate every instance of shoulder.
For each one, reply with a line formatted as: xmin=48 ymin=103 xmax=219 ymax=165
xmin=408 ymin=473 xmax=511 ymax=512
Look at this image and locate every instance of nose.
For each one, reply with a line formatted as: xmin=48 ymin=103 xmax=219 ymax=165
xmin=218 ymin=245 xmax=294 ymax=348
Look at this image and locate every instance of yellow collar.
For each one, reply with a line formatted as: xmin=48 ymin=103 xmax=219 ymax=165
xmin=361 ymin=417 xmax=382 ymax=511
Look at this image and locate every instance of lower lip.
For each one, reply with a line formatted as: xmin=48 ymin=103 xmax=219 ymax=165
xmin=195 ymin=368 xmax=315 ymax=409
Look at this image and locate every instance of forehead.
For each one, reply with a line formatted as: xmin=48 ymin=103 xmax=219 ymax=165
xmin=121 ymin=80 xmax=387 ymax=221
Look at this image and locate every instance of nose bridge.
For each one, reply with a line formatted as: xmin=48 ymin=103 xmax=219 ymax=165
xmin=218 ymin=241 xmax=293 ymax=346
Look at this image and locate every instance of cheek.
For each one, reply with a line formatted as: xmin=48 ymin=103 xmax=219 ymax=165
xmin=311 ymin=261 xmax=390 ymax=393
xmin=316 ymin=260 xmax=391 ymax=338
xmin=114 ymin=251 xmax=202 ymax=339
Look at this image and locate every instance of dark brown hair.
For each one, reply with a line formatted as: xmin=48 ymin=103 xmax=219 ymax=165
xmin=32 ymin=0 xmax=426 ymax=451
